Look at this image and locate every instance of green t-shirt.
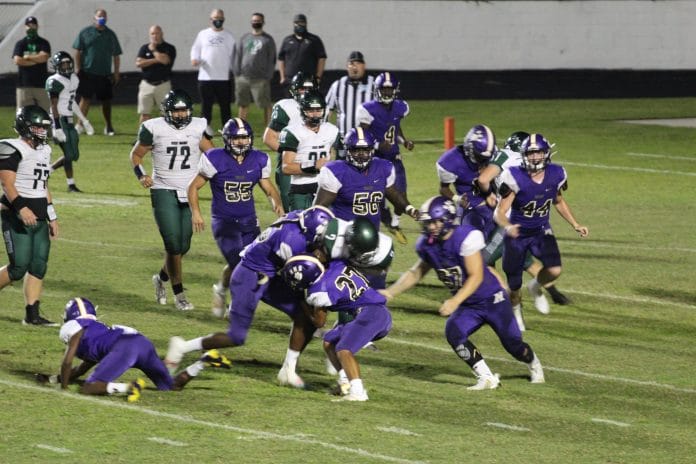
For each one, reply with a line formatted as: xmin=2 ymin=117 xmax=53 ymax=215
xmin=72 ymin=25 xmax=122 ymax=76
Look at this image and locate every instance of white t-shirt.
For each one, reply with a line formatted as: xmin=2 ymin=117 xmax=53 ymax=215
xmin=190 ymin=28 xmax=236 ymax=81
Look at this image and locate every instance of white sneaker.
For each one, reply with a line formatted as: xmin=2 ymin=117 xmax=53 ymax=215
xmin=277 ymin=366 xmax=305 ymax=389
xmin=527 ymin=279 xmax=550 ymax=314
xmin=211 ymin=283 xmax=226 ymax=318
xmin=165 ymin=336 xmax=186 ymax=374
xmin=152 ymin=274 xmax=167 ymax=305
xmin=467 ymin=373 xmax=501 ymax=391
xmin=332 ymin=390 xmax=369 ymax=402
xmin=175 ymin=293 xmax=194 ymax=311
xmin=513 ymin=306 xmax=526 ymax=332
xmin=529 ymin=361 xmax=545 ymax=384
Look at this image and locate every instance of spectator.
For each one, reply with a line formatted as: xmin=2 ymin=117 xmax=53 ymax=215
xmin=12 ymin=16 xmax=51 ymax=111
xmin=232 ymin=12 xmax=276 ymax=125
xmin=72 ymin=9 xmax=122 ymax=136
xmin=325 ymin=51 xmax=374 ymax=159
xmin=191 ymin=8 xmax=235 ymax=132
xmin=278 ymin=14 xmax=326 ymax=95
xmin=135 ymin=25 xmax=176 ymax=124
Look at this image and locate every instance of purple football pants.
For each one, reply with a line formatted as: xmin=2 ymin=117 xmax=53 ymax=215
xmin=324 ymin=304 xmax=392 ymax=354
xmin=86 ymin=334 xmax=174 ymax=390
xmin=503 ymin=230 xmax=562 ymax=290
xmin=211 ymin=218 xmax=259 ymax=271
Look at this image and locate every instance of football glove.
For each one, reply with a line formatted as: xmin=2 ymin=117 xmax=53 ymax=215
xmin=83 ymin=120 xmax=95 ymax=136
xmin=53 ymin=128 xmax=66 ymax=143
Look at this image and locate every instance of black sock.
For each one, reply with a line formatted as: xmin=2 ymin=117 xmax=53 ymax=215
xmin=159 ymin=269 xmax=170 ymax=282
xmin=25 ymin=301 xmax=40 ymax=320
xmin=172 ymin=283 xmax=184 ymax=295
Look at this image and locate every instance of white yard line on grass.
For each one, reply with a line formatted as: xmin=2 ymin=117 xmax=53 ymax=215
xmin=36 ymin=444 xmax=73 ymax=454
xmin=386 ymin=339 xmax=696 ymax=394
xmin=626 ymin=152 xmax=696 ymax=161
xmin=377 ymin=426 xmax=421 ymax=436
xmin=561 ymin=161 xmax=696 ymax=177
xmin=148 ymin=437 xmax=187 ymax=446
xmin=485 ymin=423 xmax=530 ymax=432
xmin=52 ymin=197 xmax=139 ymax=207
xmin=0 ymin=379 xmax=426 ymax=464
xmin=558 ymin=240 xmax=696 ymax=254
xmin=591 ymin=418 xmax=631 ymax=427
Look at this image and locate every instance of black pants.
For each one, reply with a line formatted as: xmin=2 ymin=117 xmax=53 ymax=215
xmin=197 ymin=80 xmax=232 ymax=128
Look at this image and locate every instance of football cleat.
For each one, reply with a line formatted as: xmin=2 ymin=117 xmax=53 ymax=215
xmin=329 ymin=380 xmax=351 ymax=396
xmin=165 ymin=336 xmax=186 ymax=374
xmin=67 ymin=184 xmax=83 ymax=193
xmin=22 ymin=314 xmax=58 ymax=327
xmin=152 ymin=274 xmax=167 ymax=305
xmin=211 ymin=283 xmax=226 ymax=318
xmin=127 ymin=378 xmax=146 ymax=402
xmin=277 ymin=366 xmax=305 ymax=389
xmin=332 ymin=390 xmax=369 ymax=402
xmin=529 ymin=361 xmax=545 ymax=384
xmin=387 ymin=226 xmax=407 ymax=245
xmin=467 ymin=373 xmax=500 ymax=391
xmin=104 ymin=127 xmax=115 ymax=136
xmin=174 ymin=293 xmax=194 ymax=311
xmin=512 ymin=306 xmax=526 ymax=332
xmin=199 ymin=349 xmax=231 ymax=369
xmin=547 ymin=286 xmax=571 ymax=305
xmin=526 ymin=279 xmax=550 ymax=315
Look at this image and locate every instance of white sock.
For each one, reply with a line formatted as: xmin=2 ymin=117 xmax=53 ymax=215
xmin=186 ymin=360 xmax=205 ymax=377
xmin=349 ymin=378 xmax=365 ymax=395
xmin=106 ymin=382 xmax=129 ymax=394
xmin=472 ymin=360 xmax=493 ymax=378
xmin=283 ymin=349 xmax=301 ymax=372
xmin=390 ymin=215 xmax=400 ymax=228
xmin=67 ymin=178 xmax=75 ymax=186
xmin=182 ymin=337 xmax=204 ymax=352
xmin=338 ymin=369 xmax=349 ymax=384
xmin=527 ymin=353 xmax=541 ymax=369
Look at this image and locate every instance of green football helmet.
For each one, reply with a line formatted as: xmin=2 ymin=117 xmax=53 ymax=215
xmin=504 ymin=131 xmax=530 ymax=154
xmin=345 ymin=218 xmax=379 ymax=258
xmin=161 ymin=89 xmax=193 ymax=129
xmin=289 ymin=72 xmax=318 ymax=101
xmin=51 ymin=51 xmax=74 ymax=77
xmin=299 ymin=91 xmax=326 ymax=128
xmin=15 ymin=105 xmax=51 ymax=146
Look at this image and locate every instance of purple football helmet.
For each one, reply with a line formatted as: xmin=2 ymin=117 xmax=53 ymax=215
xmin=520 ymin=133 xmax=552 ymax=173
xmin=462 ymin=124 xmax=497 ymax=165
xmin=281 ymin=255 xmax=326 ymax=291
xmin=418 ymin=196 xmax=457 ymax=242
xmin=64 ymin=297 xmax=98 ymax=322
xmin=344 ymin=127 xmax=376 ymax=170
xmin=222 ymin=117 xmax=253 ymax=156
xmin=299 ymin=205 xmax=335 ymax=243
xmin=374 ymin=72 xmax=400 ymax=104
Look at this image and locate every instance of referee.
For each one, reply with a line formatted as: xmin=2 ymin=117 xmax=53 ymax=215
xmin=325 ymin=51 xmax=374 ymax=159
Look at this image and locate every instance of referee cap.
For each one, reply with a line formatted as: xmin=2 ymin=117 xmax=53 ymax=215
xmin=347 ymin=51 xmax=365 ymax=63
xmin=293 ymin=14 xmax=307 ymax=23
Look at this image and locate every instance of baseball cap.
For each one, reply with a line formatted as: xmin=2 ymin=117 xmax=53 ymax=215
xmin=293 ymin=14 xmax=307 ymax=23
xmin=347 ymin=51 xmax=365 ymax=63
xmin=25 ymin=16 xmax=38 ymax=25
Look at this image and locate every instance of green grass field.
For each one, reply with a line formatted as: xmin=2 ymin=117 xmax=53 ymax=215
xmin=0 ymin=98 xmax=694 ymax=463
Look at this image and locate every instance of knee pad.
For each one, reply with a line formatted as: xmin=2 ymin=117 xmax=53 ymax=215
xmin=7 ymin=263 xmax=28 ymax=281
xmin=505 ymin=340 xmax=533 ymax=363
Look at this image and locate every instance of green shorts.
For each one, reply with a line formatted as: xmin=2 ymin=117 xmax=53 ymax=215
xmin=58 ymin=116 xmax=80 ymax=162
xmin=150 ymin=189 xmax=192 ymax=255
xmin=1 ymin=209 xmax=50 ymax=280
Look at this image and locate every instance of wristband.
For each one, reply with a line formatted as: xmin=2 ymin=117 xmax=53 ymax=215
xmin=11 ymin=196 xmax=28 ymax=211
xmin=47 ymin=203 xmax=57 ymax=221
xmin=301 ymin=165 xmax=319 ymax=174
xmin=452 ymin=194 xmax=461 ymax=205
xmin=405 ymin=205 xmax=415 ymax=215
xmin=133 ymin=165 xmax=147 ymax=179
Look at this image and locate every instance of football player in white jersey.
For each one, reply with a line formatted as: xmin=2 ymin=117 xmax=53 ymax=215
xmin=0 ymin=106 xmax=59 ymax=326
xmin=45 ymin=51 xmax=94 ymax=193
xmin=279 ymin=90 xmax=340 ymax=210
xmin=130 ymin=89 xmax=214 ymax=311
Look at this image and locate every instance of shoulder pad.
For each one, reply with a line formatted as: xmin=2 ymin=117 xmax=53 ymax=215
xmin=0 ymin=141 xmax=21 ymax=159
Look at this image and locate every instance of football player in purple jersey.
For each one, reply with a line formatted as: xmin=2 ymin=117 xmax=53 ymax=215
xmin=383 ymin=196 xmax=545 ymax=390
xmin=188 ymin=118 xmax=284 ymax=317
xmin=315 ymin=126 xmax=417 ymax=234
xmin=356 ymin=72 xmax=414 ymax=244
xmin=54 ymin=297 xmax=230 ymax=402
xmin=280 ymin=254 xmax=392 ymax=401
xmin=494 ymin=134 xmax=588 ymax=331
xmin=165 ymin=206 xmax=335 ymax=389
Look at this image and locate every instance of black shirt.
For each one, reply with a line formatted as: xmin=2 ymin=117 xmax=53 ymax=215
xmin=137 ymin=40 xmax=176 ymax=83
xmin=278 ymin=32 xmax=326 ymax=79
xmin=12 ymin=35 xmax=51 ymax=88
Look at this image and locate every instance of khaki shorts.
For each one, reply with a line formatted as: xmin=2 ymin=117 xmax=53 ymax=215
xmin=16 ymin=87 xmax=50 ymax=112
xmin=137 ymin=80 xmax=172 ymax=115
xmin=234 ymin=75 xmax=271 ymax=108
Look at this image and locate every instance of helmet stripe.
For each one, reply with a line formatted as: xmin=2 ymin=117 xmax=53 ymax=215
xmin=484 ymin=125 xmax=494 ymax=154
xmin=356 ymin=127 xmax=365 ymax=143
xmin=285 ymin=254 xmax=326 ymax=273
xmin=75 ymin=297 xmax=87 ymax=318
xmin=384 ymin=72 xmax=391 ymax=86
xmin=233 ymin=118 xmax=248 ymax=135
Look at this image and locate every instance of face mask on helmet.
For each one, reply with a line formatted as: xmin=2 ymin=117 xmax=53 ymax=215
xmin=15 ymin=105 xmax=51 ymax=147
xmin=161 ymin=90 xmax=193 ymax=129
xmin=64 ymin=297 xmax=98 ymax=322
xmin=462 ymin=124 xmax=497 ymax=165
xmin=344 ymin=127 xmax=375 ymax=170
xmin=418 ymin=196 xmax=457 ymax=244
xmin=375 ymin=72 xmax=400 ymax=104
xmin=52 ymin=51 xmax=74 ymax=77
xmin=222 ymin=118 xmax=253 ymax=156
xmin=299 ymin=205 xmax=335 ymax=244
xmin=281 ymin=255 xmax=325 ymax=292
xmin=520 ymin=133 xmax=553 ymax=173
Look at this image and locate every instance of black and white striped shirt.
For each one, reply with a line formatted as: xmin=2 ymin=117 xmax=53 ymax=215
xmin=325 ymin=74 xmax=375 ymax=138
